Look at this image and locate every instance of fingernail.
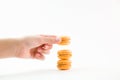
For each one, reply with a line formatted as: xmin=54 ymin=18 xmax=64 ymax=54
xmin=56 ymin=37 xmax=61 ymax=44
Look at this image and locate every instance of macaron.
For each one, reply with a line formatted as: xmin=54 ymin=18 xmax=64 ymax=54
xmin=58 ymin=50 xmax=72 ymax=60
xmin=59 ymin=36 xmax=70 ymax=45
xmin=57 ymin=60 xmax=71 ymax=70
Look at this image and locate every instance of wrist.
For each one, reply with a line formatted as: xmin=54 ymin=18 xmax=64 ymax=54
xmin=14 ymin=38 xmax=26 ymax=58
xmin=0 ymin=38 xmax=22 ymax=58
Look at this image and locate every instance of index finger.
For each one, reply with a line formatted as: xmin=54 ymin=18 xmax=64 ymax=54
xmin=40 ymin=35 xmax=61 ymax=44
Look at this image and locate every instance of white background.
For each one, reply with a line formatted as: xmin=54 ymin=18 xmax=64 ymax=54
xmin=0 ymin=0 xmax=120 ymax=80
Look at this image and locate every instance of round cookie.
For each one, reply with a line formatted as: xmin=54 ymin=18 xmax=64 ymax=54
xmin=57 ymin=60 xmax=71 ymax=70
xmin=58 ymin=50 xmax=72 ymax=60
xmin=59 ymin=36 xmax=70 ymax=45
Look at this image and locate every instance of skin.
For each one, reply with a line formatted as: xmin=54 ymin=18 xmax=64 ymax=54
xmin=0 ymin=35 xmax=60 ymax=60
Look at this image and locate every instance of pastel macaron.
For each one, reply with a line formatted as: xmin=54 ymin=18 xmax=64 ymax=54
xmin=57 ymin=60 xmax=71 ymax=70
xmin=59 ymin=36 xmax=70 ymax=45
xmin=58 ymin=50 xmax=72 ymax=60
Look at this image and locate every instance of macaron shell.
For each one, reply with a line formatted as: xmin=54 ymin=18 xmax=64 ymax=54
xmin=58 ymin=54 xmax=72 ymax=59
xmin=57 ymin=61 xmax=71 ymax=70
xmin=58 ymin=50 xmax=72 ymax=59
xmin=57 ymin=60 xmax=71 ymax=64
xmin=59 ymin=36 xmax=70 ymax=45
xmin=58 ymin=50 xmax=72 ymax=54
xmin=57 ymin=64 xmax=71 ymax=70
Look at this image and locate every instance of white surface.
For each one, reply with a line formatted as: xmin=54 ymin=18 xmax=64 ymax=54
xmin=0 ymin=0 xmax=120 ymax=80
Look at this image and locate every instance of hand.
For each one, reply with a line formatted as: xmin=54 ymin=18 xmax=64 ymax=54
xmin=17 ymin=35 xmax=60 ymax=60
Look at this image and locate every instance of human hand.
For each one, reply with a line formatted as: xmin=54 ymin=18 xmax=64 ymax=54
xmin=17 ymin=35 xmax=60 ymax=60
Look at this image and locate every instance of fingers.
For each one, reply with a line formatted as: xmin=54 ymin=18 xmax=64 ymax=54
xmin=37 ymin=48 xmax=50 ymax=54
xmin=31 ymin=44 xmax=52 ymax=60
xmin=30 ymin=49 xmax=46 ymax=60
xmin=33 ymin=50 xmax=49 ymax=60
xmin=34 ymin=52 xmax=45 ymax=60
xmin=37 ymin=44 xmax=52 ymax=54
xmin=40 ymin=35 xmax=61 ymax=44
xmin=41 ymin=44 xmax=53 ymax=50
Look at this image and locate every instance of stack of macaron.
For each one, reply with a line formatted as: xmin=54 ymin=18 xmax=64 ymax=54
xmin=57 ymin=50 xmax=72 ymax=70
xmin=57 ymin=36 xmax=72 ymax=70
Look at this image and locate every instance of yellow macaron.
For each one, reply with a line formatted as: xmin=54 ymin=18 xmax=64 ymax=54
xmin=57 ymin=60 xmax=71 ymax=70
xmin=58 ymin=50 xmax=72 ymax=60
xmin=59 ymin=36 xmax=70 ymax=45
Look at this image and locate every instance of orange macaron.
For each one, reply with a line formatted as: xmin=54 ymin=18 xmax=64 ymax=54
xmin=59 ymin=36 xmax=70 ymax=45
xmin=57 ymin=60 xmax=71 ymax=70
xmin=58 ymin=50 xmax=72 ymax=60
